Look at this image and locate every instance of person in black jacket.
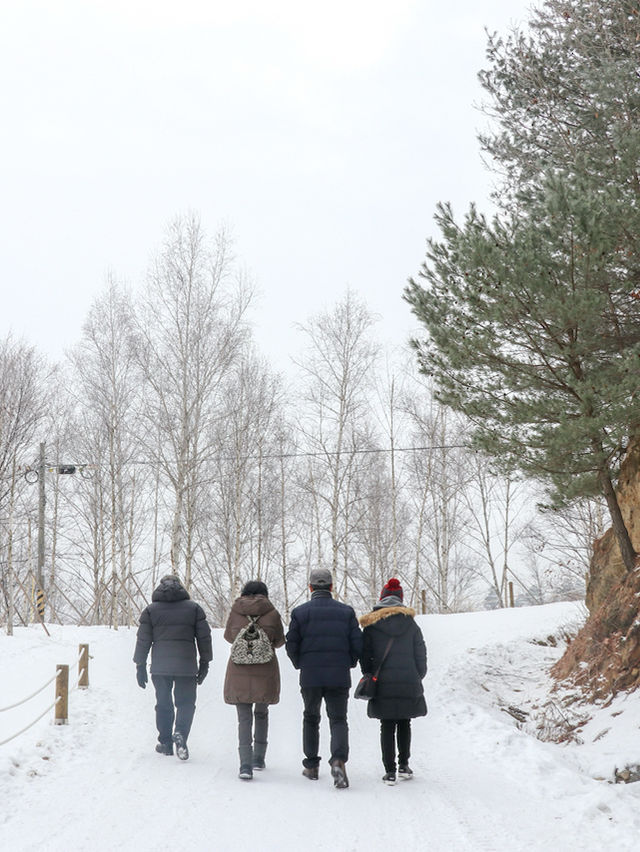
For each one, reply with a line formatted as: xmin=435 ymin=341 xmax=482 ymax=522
xmin=133 ymin=574 xmax=212 ymax=761
xmin=285 ymin=567 xmax=362 ymax=789
xmin=359 ymin=577 xmax=427 ymax=785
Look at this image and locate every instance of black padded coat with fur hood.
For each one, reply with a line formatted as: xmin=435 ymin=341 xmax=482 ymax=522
xmin=359 ymin=604 xmax=427 ymax=720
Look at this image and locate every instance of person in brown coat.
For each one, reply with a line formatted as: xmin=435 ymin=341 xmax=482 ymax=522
xmin=224 ymin=580 xmax=285 ymax=780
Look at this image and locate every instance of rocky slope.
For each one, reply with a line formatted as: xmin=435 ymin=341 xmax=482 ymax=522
xmin=552 ymin=438 xmax=640 ymax=699
xmin=586 ymin=438 xmax=640 ymax=612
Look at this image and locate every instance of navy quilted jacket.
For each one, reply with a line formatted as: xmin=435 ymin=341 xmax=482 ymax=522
xmin=285 ymin=590 xmax=362 ymax=688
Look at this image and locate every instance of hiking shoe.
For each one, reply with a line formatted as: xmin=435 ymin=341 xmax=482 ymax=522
xmin=239 ymin=764 xmax=253 ymax=780
xmin=172 ymin=732 xmax=189 ymax=761
xmin=331 ymin=759 xmax=349 ymax=789
xmin=252 ymin=757 xmax=266 ymax=771
xmin=302 ymin=766 xmax=319 ymax=780
xmin=382 ymin=771 xmax=397 ymax=785
xmin=155 ymin=742 xmax=173 ymax=755
xmin=398 ymin=764 xmax=413 ymax=779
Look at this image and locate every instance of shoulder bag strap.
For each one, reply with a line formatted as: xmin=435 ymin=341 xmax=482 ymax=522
xmin=372 ymin=637 xmax=395 ymax=680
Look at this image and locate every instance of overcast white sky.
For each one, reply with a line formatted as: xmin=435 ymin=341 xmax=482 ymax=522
xmin=1 ymin=0 xmax=533 ymax=372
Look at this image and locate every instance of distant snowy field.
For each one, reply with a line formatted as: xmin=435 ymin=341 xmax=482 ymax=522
xmin=1 ymin=602 xmax=639 ymax=851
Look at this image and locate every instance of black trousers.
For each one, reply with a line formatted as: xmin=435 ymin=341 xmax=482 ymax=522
xmin=300 ymin=686 xmax=349 ymax=768
xmin=380 ymin=718 xmax=411 ymax=772
xmin=152 ymin=674 xmax=197 ymax=744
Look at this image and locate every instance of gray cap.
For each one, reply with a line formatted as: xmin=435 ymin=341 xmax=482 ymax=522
xmin=309 ymin=567 xmax=332 ymax=587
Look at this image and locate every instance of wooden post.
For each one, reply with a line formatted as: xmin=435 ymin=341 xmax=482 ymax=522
xmin=508 ymin=581 xmax=515 ymax=608
xmin=55 ymin=664 xmax=69 ymax=725
xmin=421 ymin=589 xmax=427 ymax=615
xmin=78 ymin=644 xmax=89 ymax=689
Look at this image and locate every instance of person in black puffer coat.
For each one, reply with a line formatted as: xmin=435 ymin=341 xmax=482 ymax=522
xmin=359 ymin=578 xmax=427 ymax=785
xmin=133 ymin=574 xmax=212 ymax=760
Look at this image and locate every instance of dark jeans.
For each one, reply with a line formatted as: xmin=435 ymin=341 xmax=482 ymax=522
xmin=236 ymin=703 xmax=269 ymax=766
xmin=380 ymin=718 xmax=411 ymax=772
xmin=300 ymin=686 xmax=349 ymax=768
xmin=152 ymin=674 xmax=197 ymax=744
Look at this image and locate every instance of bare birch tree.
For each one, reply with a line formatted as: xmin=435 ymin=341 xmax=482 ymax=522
xmin=295 ymin=291 xmax=378 ymax=598
xmin=133 ymin=214 xmax=251 ymax=587
xmin=518 ymin=496 xmax=606 ymax=602
xmin=0 ymin=335 xmax=48 ymax=507
xmin=463 ymin=456 xmax=527 ymax=608
xmin=0 ymin=335 xmax=48 ymax=631
xmin=197 ymin=349 xmax=285 ymax=621
xmin=403 ymin=390 xmax=474 ymax=613
xmin=67 ymin=278 xmax=147 ymax=625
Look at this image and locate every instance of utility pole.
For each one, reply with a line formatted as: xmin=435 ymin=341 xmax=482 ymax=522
xmin=24 ymin=443 xmax=90 ymax=629
xmin=37 ymin=441 xmax=46 ymax=616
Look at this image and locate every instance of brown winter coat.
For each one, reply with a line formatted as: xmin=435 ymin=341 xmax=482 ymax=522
xmin=223 ymin=595 xmax=285 ymax=705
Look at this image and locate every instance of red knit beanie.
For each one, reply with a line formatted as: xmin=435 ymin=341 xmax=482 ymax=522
xmin=380 ymin=578 xmax=403 ymax=601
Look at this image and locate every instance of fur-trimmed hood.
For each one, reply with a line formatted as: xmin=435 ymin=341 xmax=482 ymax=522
xmin=359 ymin=605 xmax=416 ymax=628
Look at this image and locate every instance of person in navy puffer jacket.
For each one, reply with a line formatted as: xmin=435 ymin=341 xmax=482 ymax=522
xmin=286 ymin=567 xmax=362 ymax=789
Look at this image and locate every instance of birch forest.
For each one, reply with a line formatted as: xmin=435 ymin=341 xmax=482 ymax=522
xmin=0 ymin=215 xmax=597 ymax=629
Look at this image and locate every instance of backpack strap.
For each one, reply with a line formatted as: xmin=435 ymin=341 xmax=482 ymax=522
xmin=243 ymin=615 xmax=257 ymax=631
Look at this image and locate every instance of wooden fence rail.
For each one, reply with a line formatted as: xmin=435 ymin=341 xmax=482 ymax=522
xmin=0 ymin=644 xmax=90 ymax=744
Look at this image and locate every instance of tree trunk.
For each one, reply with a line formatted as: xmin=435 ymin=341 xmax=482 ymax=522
xmin=256 ymin=447 xmax=263 ymax=581
xmin=6 ymin=453 xmax=17 ymax=636
xmin=598 ymin=466 xmax=637 ymax=572
xmin=279 ymin=452 xmax=290 ymax=621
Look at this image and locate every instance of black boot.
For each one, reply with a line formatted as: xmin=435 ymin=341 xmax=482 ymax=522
xmin=239 ymin=764 xmax=253 ymax=780
xmin=172 ymin=731 xmax=189 ymax=761
xmin=155 ymin=741 xmax=173 ymax=755
xmin=330 ymin=759 xmax=349 ymax=789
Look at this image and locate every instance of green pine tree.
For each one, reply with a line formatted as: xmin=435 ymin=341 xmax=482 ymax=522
xmin=404 ymin=0 xmax=640 ymax=571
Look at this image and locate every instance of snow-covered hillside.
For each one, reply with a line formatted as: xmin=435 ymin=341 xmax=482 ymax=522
xmin=1 ymin=602 xmax=639 ymax=851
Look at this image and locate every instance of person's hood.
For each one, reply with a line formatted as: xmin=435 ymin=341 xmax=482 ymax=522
xmin=374 ymin=594 xmax=404 ymax=609
xmin=151 ymin=575 xmax=190 ymax=603
xmin=232 ymin=594 xmax=275 ymax=617
xmin=359 ymin=605 xmax=416 ymax=636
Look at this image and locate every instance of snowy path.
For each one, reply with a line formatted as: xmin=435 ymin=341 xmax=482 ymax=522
xmin=1 ymin=603 xmax=640 ymax=851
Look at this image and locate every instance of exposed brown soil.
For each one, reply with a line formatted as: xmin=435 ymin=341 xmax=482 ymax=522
xmin=552 ymin=565 xmax=640 ymax=700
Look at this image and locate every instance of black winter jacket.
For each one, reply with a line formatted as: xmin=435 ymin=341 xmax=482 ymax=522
xmin=133 ymin=577 xmax=213 ymax=676
xmin=286 ymin=590 xmax=363 ymax=688
xmin=359 ymin=605 xmax=427 ymax=720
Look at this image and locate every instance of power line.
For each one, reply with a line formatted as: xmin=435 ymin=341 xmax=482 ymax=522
xmin=9 ymin=442 xmax=472 ymax=482
xmin=125 ymin=443 xmax=471 ymax=464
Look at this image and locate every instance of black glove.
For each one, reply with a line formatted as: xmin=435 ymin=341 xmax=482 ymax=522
xmin=136 ymin=664 xmax=148 ymax=689
xmin=196 ymin=661 xmax=209 ymax=685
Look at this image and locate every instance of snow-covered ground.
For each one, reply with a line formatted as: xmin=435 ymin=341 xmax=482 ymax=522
xmin=1 ymin=601 xmax=639 ymax=851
